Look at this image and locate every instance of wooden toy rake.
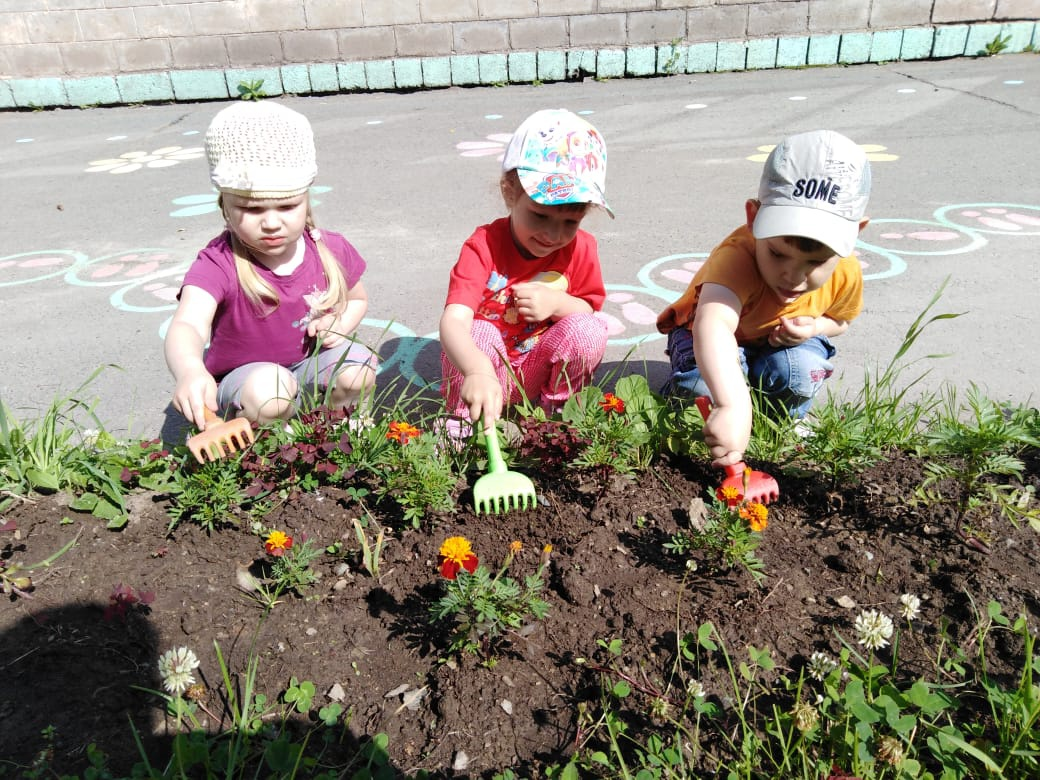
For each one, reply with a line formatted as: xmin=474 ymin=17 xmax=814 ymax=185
xmin=473 ymin=418 xmax=537 ymax=515
xmin=695 ymin=396 xmax=780 ymax=505
xmin=187 ymin=408 xmax=255 ymax=464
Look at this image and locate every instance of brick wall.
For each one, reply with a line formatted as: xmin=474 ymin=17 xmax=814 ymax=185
xmin=1 ymin=0 xmax=1038 ymax=108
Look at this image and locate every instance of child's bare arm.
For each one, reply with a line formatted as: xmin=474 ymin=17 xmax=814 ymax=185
xmin=692 ymin=283 xmax=752 ymax=467
xmin=512 ymin=282 xmax=592 ymax=323
xmin=439 ymin=303 xmax=503 ymax=429
xmin=164 ymin=286 xmax=218 ymax=430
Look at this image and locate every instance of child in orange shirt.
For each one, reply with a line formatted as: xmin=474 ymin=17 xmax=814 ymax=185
xmin=656 ymin=130 xmax=871 ymax=468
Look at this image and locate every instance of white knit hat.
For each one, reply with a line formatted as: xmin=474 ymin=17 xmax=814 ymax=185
xmin=205 ymin=102 xmax=317 ymax=199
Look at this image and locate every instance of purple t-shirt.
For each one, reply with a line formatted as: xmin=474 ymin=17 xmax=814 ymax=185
xmin=182 ymin=230 xmax=366 ymax=379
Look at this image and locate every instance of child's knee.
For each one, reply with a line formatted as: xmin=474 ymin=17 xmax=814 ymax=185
xmin=241 ymin=366 xmax=296 ymax=421
xmin=335 ymin=363 xmax=376 ymax=395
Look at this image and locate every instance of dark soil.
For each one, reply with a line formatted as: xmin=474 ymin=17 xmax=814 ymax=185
xmin=2 ymin=449 xmax=1039 ymax=777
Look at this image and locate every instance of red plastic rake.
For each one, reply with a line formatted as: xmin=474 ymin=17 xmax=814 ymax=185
xmin=695 ymin=396 xmax=780 ymax=505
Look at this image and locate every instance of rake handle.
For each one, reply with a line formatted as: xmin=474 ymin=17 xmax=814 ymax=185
xmin=482 ymin=416 xmax=507 ymax=474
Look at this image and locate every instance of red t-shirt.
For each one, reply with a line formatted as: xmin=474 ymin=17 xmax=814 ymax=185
xmin=445 ymin=217 xmax=605 ymax=360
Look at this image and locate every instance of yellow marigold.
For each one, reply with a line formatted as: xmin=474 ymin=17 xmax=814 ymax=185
xmin=439 ymin=536 xmax=474 ymax=566
xmin=510 ymin=540 xmax=523 ymax=553
xmin=717 ymin=485 xmax=742 ymax=506
xmin=264 ymin=530 xmax=293 ymax=556
xmin=740 ymin=501 xmax=769 ymax=532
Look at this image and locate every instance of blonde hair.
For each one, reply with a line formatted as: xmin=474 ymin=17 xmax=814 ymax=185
xmin=220 ymin=195 xmax=349 ymax=317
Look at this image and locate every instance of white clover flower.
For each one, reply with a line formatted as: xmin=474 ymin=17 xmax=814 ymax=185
xmin=158 ymin=647 xmax=200 ymax=696
xmin=686 ymin=679 xmax=706 ymax=699
xmin=899 ymin=593 xmax=922 ymax=621
xmin=807 ymin=651 xmax=838 ymax=681
xmin=854 ymin=609 xmax=894 ymax=651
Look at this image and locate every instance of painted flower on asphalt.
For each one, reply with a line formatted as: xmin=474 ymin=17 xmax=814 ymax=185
xmin=264 ymin=530 xmax=293 ymax=557
xmin=439 ymin=536 xmax=479 ymax=580
xmin=899 ymin=593 xmax=921 ymax=621
xmin=740 ymin=501 xmax=769 ymax=532
xmin=599 ymin=392 xmax=626 ymax=414
xmin=456 ymin=132 xmax=514 ymax=160
xmin=169 ymin=185 xmax=332 ymax=218
xmin=158 ymin=647 xmax=200 ymax=695
xmin=386 ymin=421 xmax=421 ymax=445
xmin=854 ymin=609 xmax=894 ymax=651
xmin=807 ymin=651 xmax=838 ymax=681
xmin=86 ymin=146 xmax=204 ymax=174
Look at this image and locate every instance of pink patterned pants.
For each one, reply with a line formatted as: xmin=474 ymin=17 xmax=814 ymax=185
xmin=441 ymin=313 xmax=609 ymax=417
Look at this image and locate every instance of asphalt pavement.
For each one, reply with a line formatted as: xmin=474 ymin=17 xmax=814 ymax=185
xmin=2 ymin=54 xmax=1038 ymax=441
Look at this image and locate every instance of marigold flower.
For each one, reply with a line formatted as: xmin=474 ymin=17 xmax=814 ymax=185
xmin=899 ymin=593 xmax=921 ymax=621
xmin=854 ymin=609 xmax=894 ymax=651
xmin=717 ymin=485 xmax=742 ymax=507
xmin=510 ymin=540 xmax=523 ymax=553
xmin=438 ymin=536 xmax=479 ymax=580
xmin=264 ymin=530 xmax=293 ymax=557
xmin=386 ymin=421 xmax=421 ymax=444
xmin=740 ymin=501 xmax=769 ymax=532
xmin=158 ymin=647 xmax=200 ymax=696
xmin=599 ymin=393 xmax=626 ymax=415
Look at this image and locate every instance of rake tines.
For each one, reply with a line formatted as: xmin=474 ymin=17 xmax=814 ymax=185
xmin=472 ymin=418 xmax=537 ymax=515
xmin=186 ymin=408 xmax=255 ymax=464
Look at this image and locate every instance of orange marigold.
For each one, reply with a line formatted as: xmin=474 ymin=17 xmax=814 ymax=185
xmin=599 ymin=393 xmax=626 ymax=415
xmin=386 ymin=421 xmax=420 ymax=444
xmin=740 ymin=502 xmax=769 ymax=532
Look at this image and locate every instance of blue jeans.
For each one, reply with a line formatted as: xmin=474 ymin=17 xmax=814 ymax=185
xmin=661 ymin=328 xmax=836 ymax=419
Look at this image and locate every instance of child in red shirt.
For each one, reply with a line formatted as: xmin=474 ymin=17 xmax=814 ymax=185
xmin=439 ymin=109 xmax=613 ymax=433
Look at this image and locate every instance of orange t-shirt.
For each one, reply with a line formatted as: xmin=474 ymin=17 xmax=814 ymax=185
xmin=655 ymin=225 xmax=863 ymax=345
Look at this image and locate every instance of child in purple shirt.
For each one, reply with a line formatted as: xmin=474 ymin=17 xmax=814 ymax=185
xmin=164 ymin=102 xmax=376 ymax=430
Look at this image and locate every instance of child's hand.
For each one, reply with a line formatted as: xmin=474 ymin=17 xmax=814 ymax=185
xmin=512 ymin=282 xmax=560 ymax=323
xmin=307 ymin=311 xmax=345 ymax=349
xmin=172 ymin=368 xmax=218 ymax=431
xmin=702 ymin=404 xmax=750 ymax=468
xmin=767 ymin=315 xmax=817 ymax=348
xmin=461 ymin=373 xmax=503 ymax=431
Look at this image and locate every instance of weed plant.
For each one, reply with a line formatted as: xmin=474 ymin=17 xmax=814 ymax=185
xmin=917 ymin=384 xmax=1040 ymax=532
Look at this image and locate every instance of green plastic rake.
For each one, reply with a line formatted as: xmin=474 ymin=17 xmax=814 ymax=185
xmin=473 ymin=418 xmax=537 ymax=514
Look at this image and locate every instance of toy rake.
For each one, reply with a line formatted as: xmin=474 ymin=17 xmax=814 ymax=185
xmin=186 ymin=407 xmax=255 ymax=464
xmin=695 ymin=396 xmax=780 ymax=505
xmin=473 ymin=417 xmax=537 ymax=514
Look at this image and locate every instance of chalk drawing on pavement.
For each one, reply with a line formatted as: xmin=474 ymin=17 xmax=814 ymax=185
xmin=169 ymin=186 xmax=334 ymax=218
xmin=6 ymin=203 xmax=1038 ymax=388
xmin=85 ymin=146 xmax=204 ymax=174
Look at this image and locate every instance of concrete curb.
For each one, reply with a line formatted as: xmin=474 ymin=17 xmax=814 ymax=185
xmin=1 ymin=22 xmax=1037 ymax=110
